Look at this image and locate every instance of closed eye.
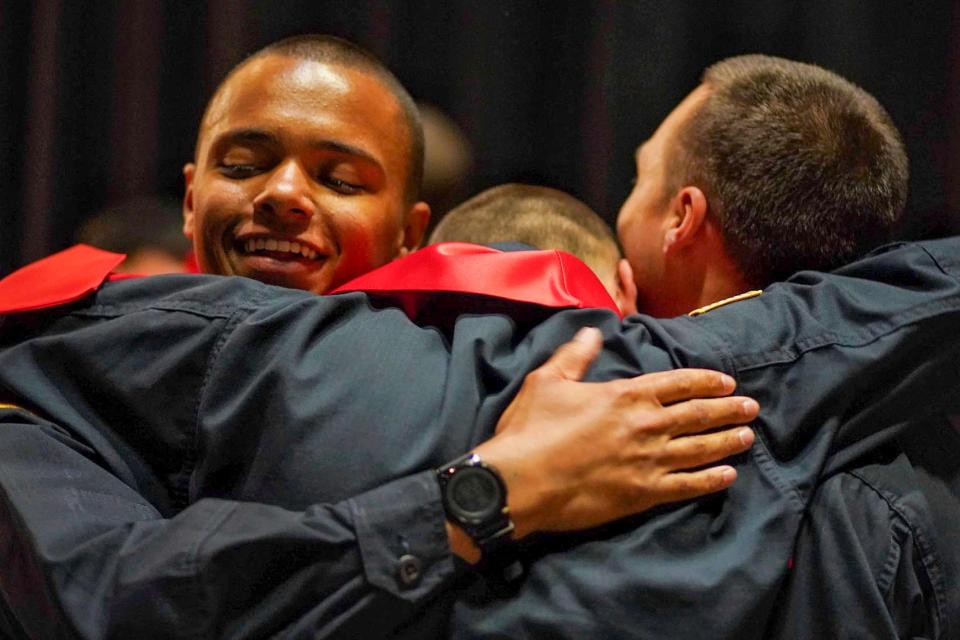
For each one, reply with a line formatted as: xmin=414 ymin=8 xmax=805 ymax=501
xmin=323 ymin=176 xmax=364 ymax=195
xmin=218 ymin=163 xmax=262 ymax=179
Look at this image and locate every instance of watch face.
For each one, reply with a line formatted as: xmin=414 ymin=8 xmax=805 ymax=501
xmin=448 ymin=466 xmax=503 ymax=523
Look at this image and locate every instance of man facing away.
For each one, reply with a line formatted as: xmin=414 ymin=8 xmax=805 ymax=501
xmin=617 ymin=55 xmax=906 ymax=318
xmin=615 ymin=54 xmax=956 ymax=640
xmin=448 ymin=56 xmax=957 ymax=639
xmin=174 ymin=44 xmax=958 ymax=640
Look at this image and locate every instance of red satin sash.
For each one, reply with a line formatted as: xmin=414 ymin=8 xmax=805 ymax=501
xmin=333 ymin=242 xmax=621 ymax=317
xmin=0 ymin=242 xmax=620 ymax=318
xmin=0 ymin=245 xmax=129 ymax=314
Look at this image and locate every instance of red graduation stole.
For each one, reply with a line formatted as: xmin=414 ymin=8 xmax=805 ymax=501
xmin=0 ymin=242 xmax=619 ymax=318
xmin=332 ymin=242 xmax=621 ymax=320
xmin=0 ymin=244 xmax=133 ymax=314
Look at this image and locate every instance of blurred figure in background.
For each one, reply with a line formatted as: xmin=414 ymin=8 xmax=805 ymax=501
xmin=419 ymin=102 xmax=474 ymax=236
xmin=76 ymin=196 xmax=191 ymax=274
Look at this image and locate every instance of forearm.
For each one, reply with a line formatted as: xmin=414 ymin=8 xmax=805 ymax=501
xmin=0 ymin=409 xmax=460 ymax=639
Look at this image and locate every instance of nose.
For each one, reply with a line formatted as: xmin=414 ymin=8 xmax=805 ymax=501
xmin=253 ymin=160 xmax=317 ymax=222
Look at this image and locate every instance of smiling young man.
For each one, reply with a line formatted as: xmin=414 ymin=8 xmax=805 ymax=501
xmin=182 ymin=36 xmax=430 ymax=293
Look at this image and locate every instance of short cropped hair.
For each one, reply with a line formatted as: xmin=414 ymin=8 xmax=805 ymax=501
xmin=670 ymin=54 xmax=908 ymax=285
xmin=200 ymin=34 xmax=424 ymax=203
xmin=429 ymin=184 xmax=621 ymax=280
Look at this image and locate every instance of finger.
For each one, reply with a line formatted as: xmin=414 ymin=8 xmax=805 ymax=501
xmin=654 ymin=396 xmax=759 ymax=436
xmin=538 ymin=327 xmax=603 ymax=381
xmin=661 ymin=427 xmax=754 ymax=469
xmin=620 ymin=368 xmax=737 ymax=405
xmin=652 ymin=465 xmax=738 ymax=504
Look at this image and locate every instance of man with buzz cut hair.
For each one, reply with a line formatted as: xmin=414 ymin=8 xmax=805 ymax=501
xmin=182 ymin=34 xmax=432 ymax=294
xmin=618 ymin=54 xmax=907 ymax=317
xmin=673 ymin=55 xmax=907 ymax=286
xmin=429 ymin=183 xmax=638 ymax=313
xmin=206 ymin=34 xmax=426 ymax=204
xmin=448 ymin=55 xmax=957 ymax=639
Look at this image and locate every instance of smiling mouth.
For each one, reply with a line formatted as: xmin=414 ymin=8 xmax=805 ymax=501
xmin=240 ymin=237 xmax=322 ymax=260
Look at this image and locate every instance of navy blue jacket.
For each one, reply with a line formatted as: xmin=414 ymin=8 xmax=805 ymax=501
xmin=0 ymin=238 xmax=958 ymax=638
xmin=766 ymin=414 xmax=960 ymax=639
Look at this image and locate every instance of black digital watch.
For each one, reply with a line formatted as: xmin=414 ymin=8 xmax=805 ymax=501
xmin=436 ymin=453 xmax=516 ymax=563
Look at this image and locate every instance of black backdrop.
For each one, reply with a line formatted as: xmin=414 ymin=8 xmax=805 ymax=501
xmin=2 ymin=0 xmax=959 ymax=275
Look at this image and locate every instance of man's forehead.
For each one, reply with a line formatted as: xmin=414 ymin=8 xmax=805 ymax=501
xmin=197 ymin=55 xmax=409 ymax=164
xmin=634 ymin=142 xmax=648 ymax=164
xmin=666 ymin=84 xmax=711 ymax=129
xmin=633 ymin=139 xmax=658 ymax=170
xmin=204 ymin=57 xmax=358 ymax=128
xmin=633 ymin=84 xmax=711 ymax=167
xmin=210 ymin=127 xmax=379 ymax=165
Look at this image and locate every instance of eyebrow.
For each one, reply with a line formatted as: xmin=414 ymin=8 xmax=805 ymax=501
xmin=211 ymin=128 xmax=381 ymax=167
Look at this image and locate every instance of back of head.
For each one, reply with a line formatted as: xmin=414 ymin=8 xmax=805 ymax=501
xmin=429 ymin=183 xmax=621 ymax=284
xmin=672 ymin=54 xmax=908 ymax=285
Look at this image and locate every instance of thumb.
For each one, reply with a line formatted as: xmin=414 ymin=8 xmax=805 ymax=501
xmin=540 ymin=327 xmax=603 ymax=381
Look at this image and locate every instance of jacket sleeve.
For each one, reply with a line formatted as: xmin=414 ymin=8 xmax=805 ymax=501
xmin=0 ymin=281 xmax=469 ymax=640
xmin=766 ymin=465 xmax=939 ymax=640
xmin=766 ymin=409 xmax=960 ymax=640
xmin=0 ymin=404 xmax=458 ymax=640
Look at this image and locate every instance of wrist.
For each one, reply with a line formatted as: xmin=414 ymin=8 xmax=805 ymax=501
xmin=445 ymin=521 xmax=481 ymax=564
xmin=470 ymin=440 xmax=543 ymax=540
xmin=436 ymin=453 xmax=518 ymax=566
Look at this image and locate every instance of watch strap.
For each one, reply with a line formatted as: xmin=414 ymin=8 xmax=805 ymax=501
xmin=437 ymin=453 xmax=520 ymax=575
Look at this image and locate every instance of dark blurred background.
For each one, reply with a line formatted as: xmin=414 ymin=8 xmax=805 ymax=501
xmin=2 ymin=0 xmax=959 ymax=275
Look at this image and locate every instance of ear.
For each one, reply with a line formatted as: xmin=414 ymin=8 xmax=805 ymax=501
xmin=398 ymin=201 xmax=431 ymax=257
xmin=663 ymin=186 xmax=708 ymax=254
xmin=182 ymin=163 xmax=196 ymax=240
xmin=615 ymin=258 xmax=638 ymax=316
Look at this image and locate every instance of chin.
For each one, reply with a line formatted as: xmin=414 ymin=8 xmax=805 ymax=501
xmin=256 ymin=273 xmax=322 ymax=293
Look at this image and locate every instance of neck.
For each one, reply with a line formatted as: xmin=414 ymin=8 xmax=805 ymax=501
xmin=650 ymin=236 xmax=752 ymax=318
xmin=690 ymin=261 xmax=754 ymax=311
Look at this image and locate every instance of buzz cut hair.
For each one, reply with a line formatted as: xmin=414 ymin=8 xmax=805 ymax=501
xmin=669 ymin=54 xmax=909 ymax=286
xmin=199 ymin=34 xmax=424 ymax=203
xmin=429 ymin=183 xmax=621 ymax=280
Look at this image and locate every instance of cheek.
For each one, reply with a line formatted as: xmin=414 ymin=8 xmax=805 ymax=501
xmin=191 ymin=181 xmax=251 ymax=266
xmin=617 ymin=205 xmax=644 ymax=252
xmin=331 ymin=204 xmax=403 ymax=272
xmin=195 ymin=182 xmax=247 ymax=229
xmin=619 ymin=215 xmax=660 ymax=276
xmin=352 ymin=200 xmax=404 ymax=249
xmin=617 ymin=186 xmax=646 ymax=228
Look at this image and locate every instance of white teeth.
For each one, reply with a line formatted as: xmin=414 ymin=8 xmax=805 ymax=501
xmin=242 ymin=238 xmax=319 ymax=259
